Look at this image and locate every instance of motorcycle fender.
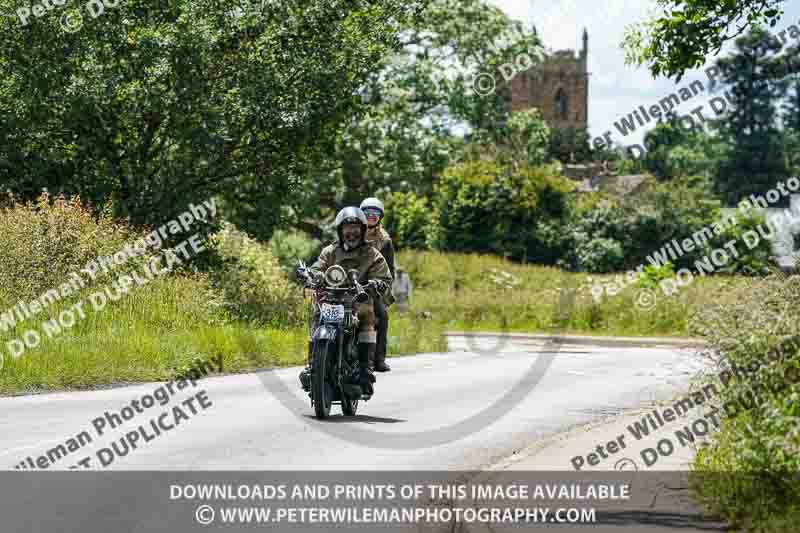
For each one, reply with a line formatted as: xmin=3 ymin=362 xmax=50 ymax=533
xmin=312 ymin=324 xmax=337 ymax=341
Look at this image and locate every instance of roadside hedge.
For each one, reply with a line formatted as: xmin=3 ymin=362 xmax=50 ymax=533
xmin=689 ymin=274 xmax=800 ymax=531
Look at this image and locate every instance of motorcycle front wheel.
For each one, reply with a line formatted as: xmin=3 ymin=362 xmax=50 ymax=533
xmin=311 ymin=339 xmax=334 ymax=419
xmin=341 ymin=387 xmax=359 ymax=416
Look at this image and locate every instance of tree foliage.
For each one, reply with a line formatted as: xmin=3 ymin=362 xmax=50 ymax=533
xmin=559 ymin=176 xmax=722 ymax=273
xmin=623 ymin=0 xmax=785 ymax=80
xmin=0 ymin=0 xmax=423 ymax=241
xmin=430 ymin=158 xmax=572 ymax=262
xmin=294 ymin=0 xmax=544 ymax=234
xmin=382 ymin=191 xmax=434 ymax=250
xmin=710 ymin=29 xmax=790 ymax=205
xmin=642 ymin=113 xmax=717 ymax=180
xmin=547 ymin=126 xmax=592 ymax=164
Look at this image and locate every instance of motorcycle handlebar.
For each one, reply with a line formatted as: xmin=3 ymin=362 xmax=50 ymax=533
xmin=299 ymin=266 xmax=369 ymax=303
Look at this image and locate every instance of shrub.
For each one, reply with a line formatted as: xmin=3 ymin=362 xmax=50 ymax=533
xmin=209 ymin=222 xmax=305 ymax=327
xmin=558 ymin=198 xmax=634 ymax=272
xmin=268 ymin=229 xmax=321 ymax=273
xmin=690 ymin=275 xmax=800 ymax=529
xmin=700 ymin=209 xmax=775 ymax=276
xmin=636 ymin=262 xmax=675 ymax=290
xmin=560 ymin=176 xmax=722 ymax=272
xmin=573 ymin=238 xmax=625 ymax=273
xmin=383 ymin=191 xmax=434 ymax=250
xmin=0 ymin=192 xmax=147 ymax=304
xmin=430 ymin=159 xmax=573 ymax=262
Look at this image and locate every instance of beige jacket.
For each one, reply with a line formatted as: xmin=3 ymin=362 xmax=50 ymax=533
xmin=311 ymin=240 xmax=393 ymax=300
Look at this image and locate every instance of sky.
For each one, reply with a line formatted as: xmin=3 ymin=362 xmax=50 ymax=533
xmin=487 ymin=0 xmax=800 ymax=149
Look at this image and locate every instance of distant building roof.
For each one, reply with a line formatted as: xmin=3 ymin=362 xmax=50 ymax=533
xmin=608 ymin=174 xmax=648 ymax=196
xmin=562 ymin=163 xmax=603 ymax=181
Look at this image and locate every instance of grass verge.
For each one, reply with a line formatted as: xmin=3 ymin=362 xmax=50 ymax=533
xmin=0 ymin=249 xmax=737 ymax=395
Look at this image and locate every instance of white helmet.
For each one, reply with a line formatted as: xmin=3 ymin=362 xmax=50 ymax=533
xmin=334 ymin=206 xmax=368 ymax=241
xmin=360 ymin=197 xmax=384 ymax=216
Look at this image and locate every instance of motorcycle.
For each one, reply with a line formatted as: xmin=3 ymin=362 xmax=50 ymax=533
xmin=296 ymin=260 xmax=378 ymax=419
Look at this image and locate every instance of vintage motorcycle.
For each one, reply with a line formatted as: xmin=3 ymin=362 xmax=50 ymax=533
xmin=296 ymin=261 xmax=378 ymax=419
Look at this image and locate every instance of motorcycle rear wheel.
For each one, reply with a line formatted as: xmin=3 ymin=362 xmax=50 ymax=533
xmin=311 ymin=340 xmax=334 ymax=419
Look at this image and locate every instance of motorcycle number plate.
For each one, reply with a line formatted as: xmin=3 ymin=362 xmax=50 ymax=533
xmin=320 ymin=303 xmax=345 ymax=322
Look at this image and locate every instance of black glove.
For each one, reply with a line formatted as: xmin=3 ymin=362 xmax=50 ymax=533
xmin=369 ymin=280 xmax=388 ymax=294
xmin=296 ymin=267 xmax=321 ymax=287
xmin=295 ymin=266 xmax=311 ymax=284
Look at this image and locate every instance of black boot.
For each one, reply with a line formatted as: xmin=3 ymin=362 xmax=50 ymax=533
xmin=299 ymin=341 xmax=313 ymax=391
xmin=374 ymin=310 xmax=391 ymax=372
xmin=358 ymin=343 xmax=376 ymax=395
xmin=299 ymin=369 xmax=311 ymax=391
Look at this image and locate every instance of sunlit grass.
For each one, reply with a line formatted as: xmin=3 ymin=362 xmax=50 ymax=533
xmin=397 ymin=249 xmax=740 ymax=338
xmin=0 ymin=249 xmax=741 ymax=395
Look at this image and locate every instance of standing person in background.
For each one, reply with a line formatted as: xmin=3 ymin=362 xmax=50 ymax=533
xmin=360 ymin=197 xmax=395 ymax=372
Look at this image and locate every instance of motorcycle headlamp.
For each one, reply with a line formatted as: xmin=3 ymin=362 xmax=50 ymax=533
xmin=324 ymin=265 xmax=347 ymax=287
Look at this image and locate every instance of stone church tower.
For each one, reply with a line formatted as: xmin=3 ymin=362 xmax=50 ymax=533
xmin=505 ymin=29 xmax=589 ymax=131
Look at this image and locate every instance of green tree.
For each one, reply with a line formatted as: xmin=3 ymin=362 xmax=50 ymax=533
xmin=558 ymin=174 xmax=722 ymax=273
xmin=623 ymin=0 xmax=785 ymax=80
xmin=504 ymin=109 xmax=551 ymax=167
xmin=296 ymin=0 xmax=543 ymax=232
xmin=430 ymin=158 xmax=572 ymax=262
xmin=710 ymin=29 xmax=790 ymax=206
xmin=643 ymin=113 xmax=716 ymax=180
xmin=382 ymin=191 xmax=434 ymax=250
xmin=547 ymin=127 xmax=592 ymax=164
xmin=781 ymin=45 xmax=800 ymax=172
xmin=0 ymin=0 xmax=422 ymax=242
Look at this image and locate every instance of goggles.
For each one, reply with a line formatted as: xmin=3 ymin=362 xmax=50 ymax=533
xmin=363 ymin=208 xmax=382 ymax=217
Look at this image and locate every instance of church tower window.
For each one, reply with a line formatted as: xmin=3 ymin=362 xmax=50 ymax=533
xmin=554 ymin=88 xmax=568 ymax=119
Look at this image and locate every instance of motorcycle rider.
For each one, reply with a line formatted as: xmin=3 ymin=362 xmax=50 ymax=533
xmin=298 ymin=207 xmax=393 ymax=396
xmin=360 ymin=197 xmax=395 ymax=372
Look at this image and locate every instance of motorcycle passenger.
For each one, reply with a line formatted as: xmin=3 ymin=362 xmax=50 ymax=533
xmin=298 ymin=207 xmax=393 ymax=396
xmin=360 ymin=197 xmax=396 ymax=372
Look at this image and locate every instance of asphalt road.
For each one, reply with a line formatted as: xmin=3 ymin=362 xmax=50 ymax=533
xmin=0 ymin=334 xmax=708 ymax=471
